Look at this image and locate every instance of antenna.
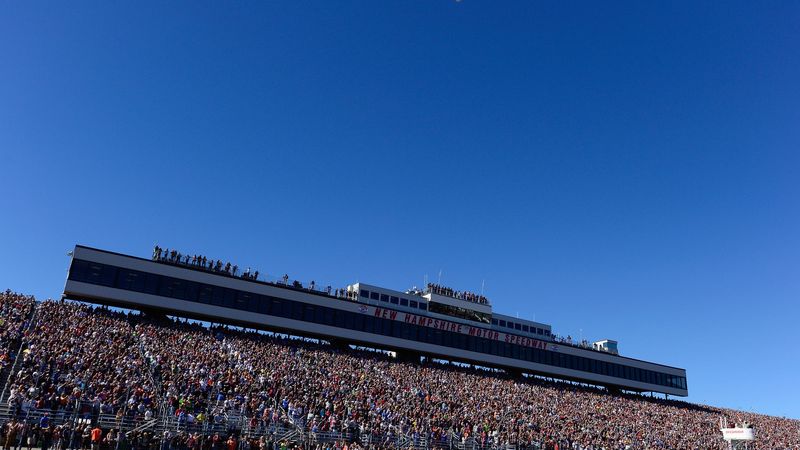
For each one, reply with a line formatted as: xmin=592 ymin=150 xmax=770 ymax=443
xmin=480 ymin=279 xmax=485 ymax=296
xmin=437 ymin=269 xmax=442 ymax=285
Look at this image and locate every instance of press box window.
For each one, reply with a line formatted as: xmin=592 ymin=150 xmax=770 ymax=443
xmin=400 ymin=298 xmax=408 ymax=306
xmin=360 ymin=290 xmax=370 ymax=298
xmin=515 ymin=323 xmax=522 ymax=330
xmin=370 ymin=291 xmax=379 ymax=300
xmin=522 ymin=325 xmax=529 ymax=332
xmin=410 ymin=300 xmax=418 ymax=308
xmin=390 ymin=297 xmax=399 ymax=305
xmin=380 ymin=294 xmax=389 ymax=302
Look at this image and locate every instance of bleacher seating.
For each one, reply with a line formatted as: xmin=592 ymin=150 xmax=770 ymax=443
xmin=0 ymin=297 xmax=795 ymax=450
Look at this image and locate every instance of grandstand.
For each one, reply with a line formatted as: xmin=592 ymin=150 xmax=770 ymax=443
xmin=63 ymin=245 xmax=687 ymax=397
xmin=0 ymin=247 xmax=796 ymax=450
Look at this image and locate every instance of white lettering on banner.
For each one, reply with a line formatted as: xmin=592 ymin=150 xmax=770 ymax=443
xmin=372 ymin=307 xmax=553 ymax=351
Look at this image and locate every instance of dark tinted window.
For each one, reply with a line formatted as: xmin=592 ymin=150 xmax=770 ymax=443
xmin=198 ymin=285 xmax=214 ymax=304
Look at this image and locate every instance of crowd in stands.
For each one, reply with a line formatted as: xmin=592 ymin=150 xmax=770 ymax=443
xmin=425 ymin=284 xmax=489 ymax=306
xmin=0 ymin=297 xmax=797 ymax=450
xmin=0 ymin=291 xmax=35 ymax=372
xmin=5 ymin=302 xmax=157 ymax=423
xmin=153 ymin=246 xmax=259 ymax=282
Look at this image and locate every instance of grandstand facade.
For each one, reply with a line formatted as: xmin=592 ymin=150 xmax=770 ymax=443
xmin=63 ymin=245 xmax=687 ymax=396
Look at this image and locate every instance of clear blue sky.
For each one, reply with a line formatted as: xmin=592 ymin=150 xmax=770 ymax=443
xmin=1 ymin=1 xmax=798 ymax=419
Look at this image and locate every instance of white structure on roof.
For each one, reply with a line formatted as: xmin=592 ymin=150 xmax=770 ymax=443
xmin=720 ymin=418 xmax=755 ymax=450
xmin=593 ymin=339 xmax=619 ymax=355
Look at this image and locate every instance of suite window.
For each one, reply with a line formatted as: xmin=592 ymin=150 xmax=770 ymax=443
xmin=390 ymin=296 xmax=399 ymax=304
xmin=258 ymin=297 xmax=270 ymax=314
xmin=360 ymin=289 xmax=370 ymax=298
xmin=69 ymin=259 xmax=88 ymax=281
xmin=400 ymin=298 xmax=408 ymax=306
xmin=401 ymin=324 xmax=415 ymax=340
xmin=522 ymin=325 xmax=529 ymax=332
xmin=344 ymin=312 xmax=354 ymax=330
xmin=236 ymin=292 xmax=252 ymax=310
xmin=514 ymin=323 xmax=522 ymax=330
xmin=410 ymin=300 xmax=418 ymax=308
xmin=382 ymin=319 xmax=392 ymax=336
xmin=224 ymin=289 xmax=237 ymax=308
xmin=118 ymin=270 xmax=146 ymax=292
xmin=323 ymin=308 xmax=334 ymax=325
xmin=85 ymin=263 xmax=105 ymax=286
xmin=303 ymin=306 xmax=315 ymax=322
xmin=291 ymin=302 xmax=303 ymax=320
xmin=143 ymin=274 xmax=159 ymax=295
xmin=380 ymin=294 xmax=389 ymax=302
xmin=198 ymin=285 xmax=213 ymax=304
xmin=499 ymin=320 xmax=506 ymax=327
xmin=370 ymin=292 xmax=379 ymax=300
xmin=392 ymin=321 xmax=402 ymax=338
xmin=184 ymin=281 xmax=198 ymax=302
xmin=313 ymin=306 xmax=324 ymax=323
xmin=418 ymin=303 xmax=427 ymax=311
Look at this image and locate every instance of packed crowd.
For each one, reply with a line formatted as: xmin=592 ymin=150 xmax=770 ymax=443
xmin=0 ymin=298 xmax=797 ymax=450
xmin=0 ymin=291 xmax=35 ymax=372
xmin=153 ymin=246 xmax=260 ymax=281
xmin=425 ymin=284 xmax=489 ymax=306
xmin=6 ymin=302 xmax=157 ymax=422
